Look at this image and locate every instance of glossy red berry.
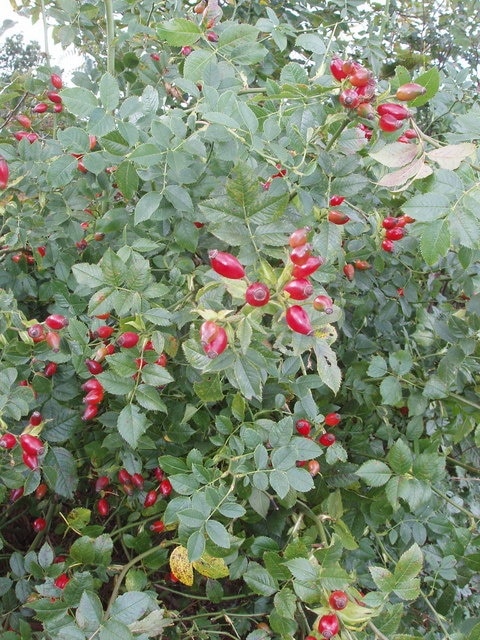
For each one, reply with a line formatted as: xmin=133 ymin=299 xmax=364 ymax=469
xmin=319 ymin=433 xmax=336 ymax=447
xmin=16 ymin=114 xmax=32 ymax=129
xmin=37 ymin=246 xmax=46 ymax=257
xmin=95 ymin=475 xmax=110 ymax=492
xmin=82 ymin=404 xmax=99 ymax=421
xmin=200 ymin=320 xmax=219 ymax=345
xmin=378 ymin=114 xmax=404 ymax=133
xmin=150 ymin=520 xmax=166 ymax=533
xmin=131 ymin=473 xmax=144 ymax=489
xmin=81 ymin=378 xmax=104 ymax=393
xmin=292 ymin=256 xmax=324 ymax=278
xmin=44 ymin=361 xmax=58 ymax=377
xmin=339 ymin=89 xmax=360 ymax=109
xmin=45 ymin=314 xmax=69 ymax=330
xmin=32 ymin=102 xmax=48 ymax=113
xmin=22 ymin=451 xmax=39 ymax=470
xmin=29 ymin=411 xmax=43 ymax=426
xmin=396 ymin=82 xmax=426 ymax=101
xmin=377 ymin=102 xmax=411 ymax=119
xmin=328 ymin=210 xmax=350 ymax=225
xmin=32 ymin=517 xmax=47 ymax=533
xmin=10 ymin=487 xmax=24 ymax=502
xmin=354 ymin=260 xmax=371 ymax=270
xmin=313 ymin=295 xmax=334 ymax=314
xmin=95 ymin=325 xmax=115 ymax=339
xmin=382 ymin=217 xmax=398 ymax=230
xmin=209 ymin=250 xmax=245 ymax=279
xmin=284 ymin=278 xmax=314 ymax=300
xmin=202 ymin=326 xmax=228 ymax=359
xmin=20 ymin=433 xmax=44 ymax=456
xmin=83 ymin=389 xmax=104 ymax=404
xmin=117 ymin=331 xmax=139 ymax=348
xmin=156 ymin=353 xmax=168 ymax=367
xmin=397 ymin=214 xmax=415 ymax=226
xmin=159 ymin=478 xmax=173 ymax=497
xmin=349 ymin=67 xmax=373 ymax=87
xmin=318 ymin=613 xmax=340 ymax=638
xmin=35 ymin=483 xmax=48 ymax=499
xmin=356 ymin=101 xmax=376 ymax=119
xmin=295 ymin=419 xmax=311 ymax=436
xmin=288 ymin=227 xmax=311 ymax=248
xmin=0 ymin=433 xmax=17 ymax=449
xmin=307 ymin=459 xmax=321 ymax=477
xmin=28 ymin=324 xmax=46 ymax=342
xmin=118 ymin=469 xmax=132 ymax=485
xmin=97 ymin=498 xmax=109 ymax=517
xmin=206 ymin=31 xmax=218 ymax=42
xmin=85 ymin=359 xmax=104 ymax=375
xmin=385 ymin=227 xmax=405 ymax=241
xmin=325 ymin=412 xmax=341 ymax=427
xmin=245 ymin=282 xmax=270 ymax=307
xmin=50 ymin=73 xmax=63 ymax=89
xmin=330 ymin=57 xmax=347 ymax=81
xmin=343 ymin=264 xmax=355 ymax=281
xmin=285 ymin=305 xmax=313 ymax=336
xmin=381 ymin=239 xmax=395 ymax=252
xmin=329 ymin=590 xmax=348 ymax=610
xmin=53 ymin=555 xmax=67 ymax=564
xmin=290 ymin=244 xmax=312 ymax=266
xmin=46 ymin=91 xmax=62 ymax=104
xmin=329 ymin=195 xmax=345 ymax=207
xmin=144 ymin=489 xmax=158 ymax=508
xmin=45 ymin=331 xmax=61 ymax=352
xmin=54 ymin=573 xmax=70 ymax=589
xmin=181 ymin=46 xmax=193 ymax=56
xmin=404 ymin=129 xmax=418 ymax=139
xmin=153 ymin=467 xmax=165 ymax=482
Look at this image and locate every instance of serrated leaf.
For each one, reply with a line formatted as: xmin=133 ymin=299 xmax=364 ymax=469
xmin=205 ymin=520 xmax=230 ymax=548
xmin=193 ymin=553 xmax=229 ymax=579
xmin=402 ymin=192 xmax=451 ymax=222
xmin=43 ymin=447 xmax=78 ymax=499
xmin=72 ymin=263 xmax=105 ymax=288
xmin=367 ymin=355 xmax=388 ymax=378
xmin=46 ymin=155 xmax=78 ymax=188
xmin=134 ymin=191 xmax=163 ymax=224
xmin=377 ymin=157 xmax=431 ymax=191
xmin=419 ymin=218 xmax=450 ymax=265
xmin=99 ymin=73 xmax=119 ymax=112
xmin=427 ymin=143 xmax=475 ymax=170
xmin=370 ymin=142 xmax=419 ymax=168
xmin=356 ymin=460 xmax=392 ymax=487
xmin=409 ymin=68 xmax=440 ymax=107
xmin=244 ymin=562 xmax=278 ymax=596
xmin=61 ymin=87 xmax=98 ymax=117
xmin=157 ymin=18 xmax=202 ymax=46
xmin=117 ymin=404 xmax=150 ymax=449
xmin=115 ymin=161 xmax=139 ymax=200
xmin=387 ymin=440 xmax=413 ymax=474
xmin=169 ymin=546 xmax=193 ymax=586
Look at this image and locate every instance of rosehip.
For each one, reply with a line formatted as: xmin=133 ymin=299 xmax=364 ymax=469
xmin=295 ymin=419 xmax=311 ymax=436
xmin=307 ymin=459 xmax=321 ymax=476
xmin=343 ymin=264 xmax=355 ymax=281
xmin=382 ymin=217 xmax=398 ymax=230
xmin=0 ymin=433 xmax=17 ymax=449
xmin=379 ymin=114 xmax=403 ymax=133
xmin=97 ymin=498 xmax=109 ymax=516
xmin=28 ymin=324 xmax=46 ymax=342
xmin=144 ymin=489 xmax=158 ymax=507
xmin=50 ymin=73 xmax=63 ymax=89
xmin=376 ymin=102 xmax=411 ymax=119
xmin=356 ymin=101 xmax=376 ymax=119
xmin=292 ymin=256 xmax=324 ymax=278
xmin=16 ymin=114 xmax=32 ymax=129
xmin=35 ymin=483 xmax=48 ymax=499
xmin=329 ymin=590 xmax=348 ymax=610
xmin=54 ymin=573 xmax=70 ymax=589
xmin=20 ymin=434 xmax=44 ymax=456
xmin=319 ymin=433 xmax=336 ymax=447
xmin=131 ymin=473 xmax=144 ymax=489
xmin=328 ymin=210 xmax=350 ymax=225
xmin=46 ymin=331 xmax=61 ymax=352
xmin=339 ymin=89 xmax=360 ymax=109
xmin=313 ymin=294 xmax=334 ymax=314
xmin=330 ymin=57 xmax=347 ymax=81
xmin=44 ymin=362 xmax=58 ymax=377
xmin=37 ymin=246 xmax=46 ymax=257
xmin=156 ymin=353 xmax=168 ymax=367
xmin=385 ymin=227 xmax=405 ymax=241
xmin=150 ymin=520 xmax=166 ymax=533
xmin=318 ymin=613 xmax=340 ymax=638
xmin=85 ymin=359 xmax=104 ymax=374
xmin=353 ymin=260 xmax=370 ymax=270
xmin=32 ymin=102 xmax=48 ymax=113
xmin=153 ymin=467 xmax=165 ymax=482
xmin=45 ymin=314 xmax=69 ymax=330
xmin=95 ymin=325 xmax=115 ymax=339
xmin=200 ymin=320 xmax=219 ymax=345
xmin=81 ymin=378 xmax=104 ymax=393
xmin=325 ymin=412 xmax=341 ymax=426
xmin=82 ymin=404 xmax=99 ymax=421
xmin=245 ymin=282 xmax=270 ymax=307
xmin=83 ymin=389 xmax=104 ymax=404
xmin=288 ymin=227 xmax=310 ymax=248
xmin=32 ymin=517 xmax=47 ymax=532
xmin=159 ymin=478 xmax=173 ymax=497
xmin=284 ymin=278 xmax=314 ymax=300
xmin=329 ymin=195 xmax=345 ymax=206
xmin=404 ymin=129 xmax=418 ymax=139
xmin=202 ymin=326 xmax=228 ymax=359
xmin=349 ymin=67 xmax=373 ymax=87
xmin=285 ymin=305 xmax=313 ymax=335
xmin=46 ymin=91 xmax=62 ymax=104
xmin=396 ymin=82 xmax=426 ymax=101
xmin=117 ymin=331 xmax=139 ymax=348
xmin=181 ymin=46 xmax=192 ymax=56
xmin=9 ymin=487 xmax=24 ymax=502
xmin=381 ymin=239 xmax=395 ymax=252
xmin=209 ymin=250 xmax=245 ymax=279
xmin=290 ymin=244 xmax=312 ymax=266
xmin=95 ymin=475 xmax=110 ymax=492
xmin=23 ymin=451 xmax=39 ymax=470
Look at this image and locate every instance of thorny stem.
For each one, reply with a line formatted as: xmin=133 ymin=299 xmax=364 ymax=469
xmin=105 ymin=0 xmax=115 ymax=76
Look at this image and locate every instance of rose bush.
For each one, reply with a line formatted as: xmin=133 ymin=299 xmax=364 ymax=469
xmin=0 ymin=0 xmax=479 ymax=638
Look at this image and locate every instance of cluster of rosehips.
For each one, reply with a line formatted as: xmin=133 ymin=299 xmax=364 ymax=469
xmin=9 ymin=245 xmax=46 ymax=265
xmin=305 ymin=590 xmax=349 ymax=639
xmin=93 ymin=466 xmax=172 ymax=516
xmin=380 ymin=214 xmax=415 ymax=252
xmin=296 ymin=411 xmax=341 ymax=455
xmin=261 ymin=163 xmax=287 ymax=190
xmin=26 ymin=313 xmax=69 ymax=376
xmin=0 ymin=410 xmax=45 ymax=471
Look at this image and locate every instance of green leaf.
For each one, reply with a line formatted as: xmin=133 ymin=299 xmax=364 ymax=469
xmin=380 ymin=376 xmax=403 ymax=406
xmin=387 ymin=440 xmax=413 ymax=475
xmin=61 ymin=87 xmax=98 ymax=117
xmin=135 ymin=385 xmax=167 ymax=412
xmin=205 ymin=520 xmax=230 ymax=548
xmin=117 ymin=404 xmax=150 ymax=449
xmin=402 ymin=192 xmax=451 ymax=222
xmin=72 ymin=263 xmax=105 ymax=288
xmin=269 ymin=469 xmax=290 ymax=499
xmin=295 ymin=33 xmax=325 ymax=54
xmin=115 ymin=161 xmax=139 ymax=200
xmin=99 ymin=73 xmax=119 ymax=111
xmin=286 ymin=467 xmax=314 ymax=493
xmin=134 ymin=191 xmax=163 ymax=224
xmin=243 ymin=562 xmax=278 ymax=596
xmin=46 ymin=155 xmax=78 ymax=188
xmin=419 ymin=218 xmax=450 ymax=265
xmin=356 ymin=460 xmax=392 ymax=487
xmin=164 ymin=184 xmax=194 ymax=213
xmin=76 ymin=591 xmax=103 ymax=632
xmin=367 ymin=355 xmax=388 ymax=378
xmin=109 ymin=591 xmax=153 ymax=624
xmin=157 ymin=19 xmax=202 ymax=46
xmin=43 ymin=447 xmax=78 ymax=499
xmin=410 ymin=68 xmax=440 ymax=107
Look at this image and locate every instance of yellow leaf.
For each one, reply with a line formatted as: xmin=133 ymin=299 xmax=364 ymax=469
xmin=193 ymin=553 xmax=229 ymax=579
xmin=169 ymin=546 xmax=194 ymax=586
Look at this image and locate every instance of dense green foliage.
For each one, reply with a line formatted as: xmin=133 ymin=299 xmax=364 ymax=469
xmin=0 ymin=1 xmax=479 ymax=639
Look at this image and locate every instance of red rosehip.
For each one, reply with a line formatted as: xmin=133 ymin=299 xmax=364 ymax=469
xmin=396 ymin=82 xmax=426 ymax=101
xmin=155 ymin=353 xmax=168 ymax=367
xmin=290 ymin=244 xmax=312 ymax=266
xmin=307 ymin=459 xmax=321 ymax=477
xmin=28 ymin=323 xmax=46 ymax=343
xmin=81 ymin=378 xmax=104 ymax=393
xmin=330 ymin=57 xmax=347 ymax=81
xmin=206 ymin=31 xmax=218 ymax=42
xmin=53 ymin=555 xmax=67 ymax=564
xmin=153 ymin=467 xmax=165 ymax=482
xmin=325 ymin=412 xmax=341 ymax=426
xmin=318 ymin=613 xmax=340 ymax=638
xmin=83 ymin=389 xmax=104 ymax=404
xmin=95 ymin=325 xmax=115 ymax=339
xmin=288 ymin=227 xmax=311 ymax=248
xmin=32 ymin=517 xmax=47 ymax=533
xmin=118 ymin=469 xmax=132 ymax=485
xmin=46 ymin=91 xmax=62 ymax=104
xmin=159 ymin=478 xmax=173 ymax=497
xmin=285 ymin=305 xmax=313 ymax=336
xmin=117 ymin=331 xmax=140 ymax=349
xmin=376 ymin=102 xmax=411 ymax=119
xmin=85 ymin=359 xmax=104 ymax=375
xmin=328 ymin=210 xmax=350 ymax=225
xmin=356 ymin=101 xmax=376 ymax=119
xmin=151 ymin=52 xmax=160 ymax=61
xmin=30 ymin=412 xmax=43 ymax=428
xmin=20 ymin=434 xmax=44 ymax=456
xmin=245 ymin=282 xmax=270 ymax=307
xmin=209 ymin=250 xmax=245 ymax=279
xmin=96 ymin=498 xmax=109 ymax=517
xmin=32 ymin=102 xmax=48 ymax=113
xmin=82 ymin=404 xmax=99 ymax=421
xmin=353 ymin=260 xmax=371 ymax=270
xmin=349 ymin=67 xmax=373 ymax=87
xmin=144 ymin=489 xmax=158 ymax=508
xmin=292 ymin=256 xmax=324 ymax=278
xmin=50 ymin=73 xmax=63 ymax=89
xmin=16 ymin=114 xmax=32 ymax=129
xmin=200 ymin=320 xmax=219 ymax=345
xmin=23 ymin=451 xmax=39 ymax=470
xmin=339 ymin=89 xmax=360 ymax=109
xmin=295 ymin=419 xmax=311 ymax=436
xmin=150 ymin=520 xmax=166 ymax=533
xmin=382 ymin=217 xmax=398 ymax=230
xmin=10 ymin=487 xmax=24 ymax=502
xmin=77 ymin=159 xmax=88 ymax=173
xmin=95 ymin=475 xmax=110 ymax=492
xmin=319 ymin=433 xmax=336 ymax=447
xmin=0 ymin=433 xmax=17 ymax=449
xmin=44 ymin=361 xmax=58 ymax=377
xmin=45 ymin=314 xmax=69 ymax=330
xmin=329 ymin=590 xmax=348 ymax=610
xmin=343 ymin=264 xmax=355 ymax=281
xmin=202 ymin=326 xmax=228 ymax=359
xmin=404 ymin=129 xmax=418 ymax=139
xmin=37 ymin=246 xmax=46 ymax=257
xmin=131 ymin=473 xmax=144 ymax=489
xmin=385 ymin=227 xmax=405 ymax=241
xmin=45 ymin=331 xmax=61 ymax=352
xmin=181 ymin=46 xmax=193 ymax=56
xmin=35 ymin=483 xmax=48 ymax=499
xmin=313 ymin=294 xmax=334 ymax=314
xmin=284 ymin=278 xmax=314 ymax=300
xmin=378 ymin=114 xmax=404 ymax=133
xmin=381 ymin=239 xmax=395 ymax=252
xmin=329 ymin=195 xmax=345 ymax=207
xmin=54 ymin=573 xmax=70 ymax=589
